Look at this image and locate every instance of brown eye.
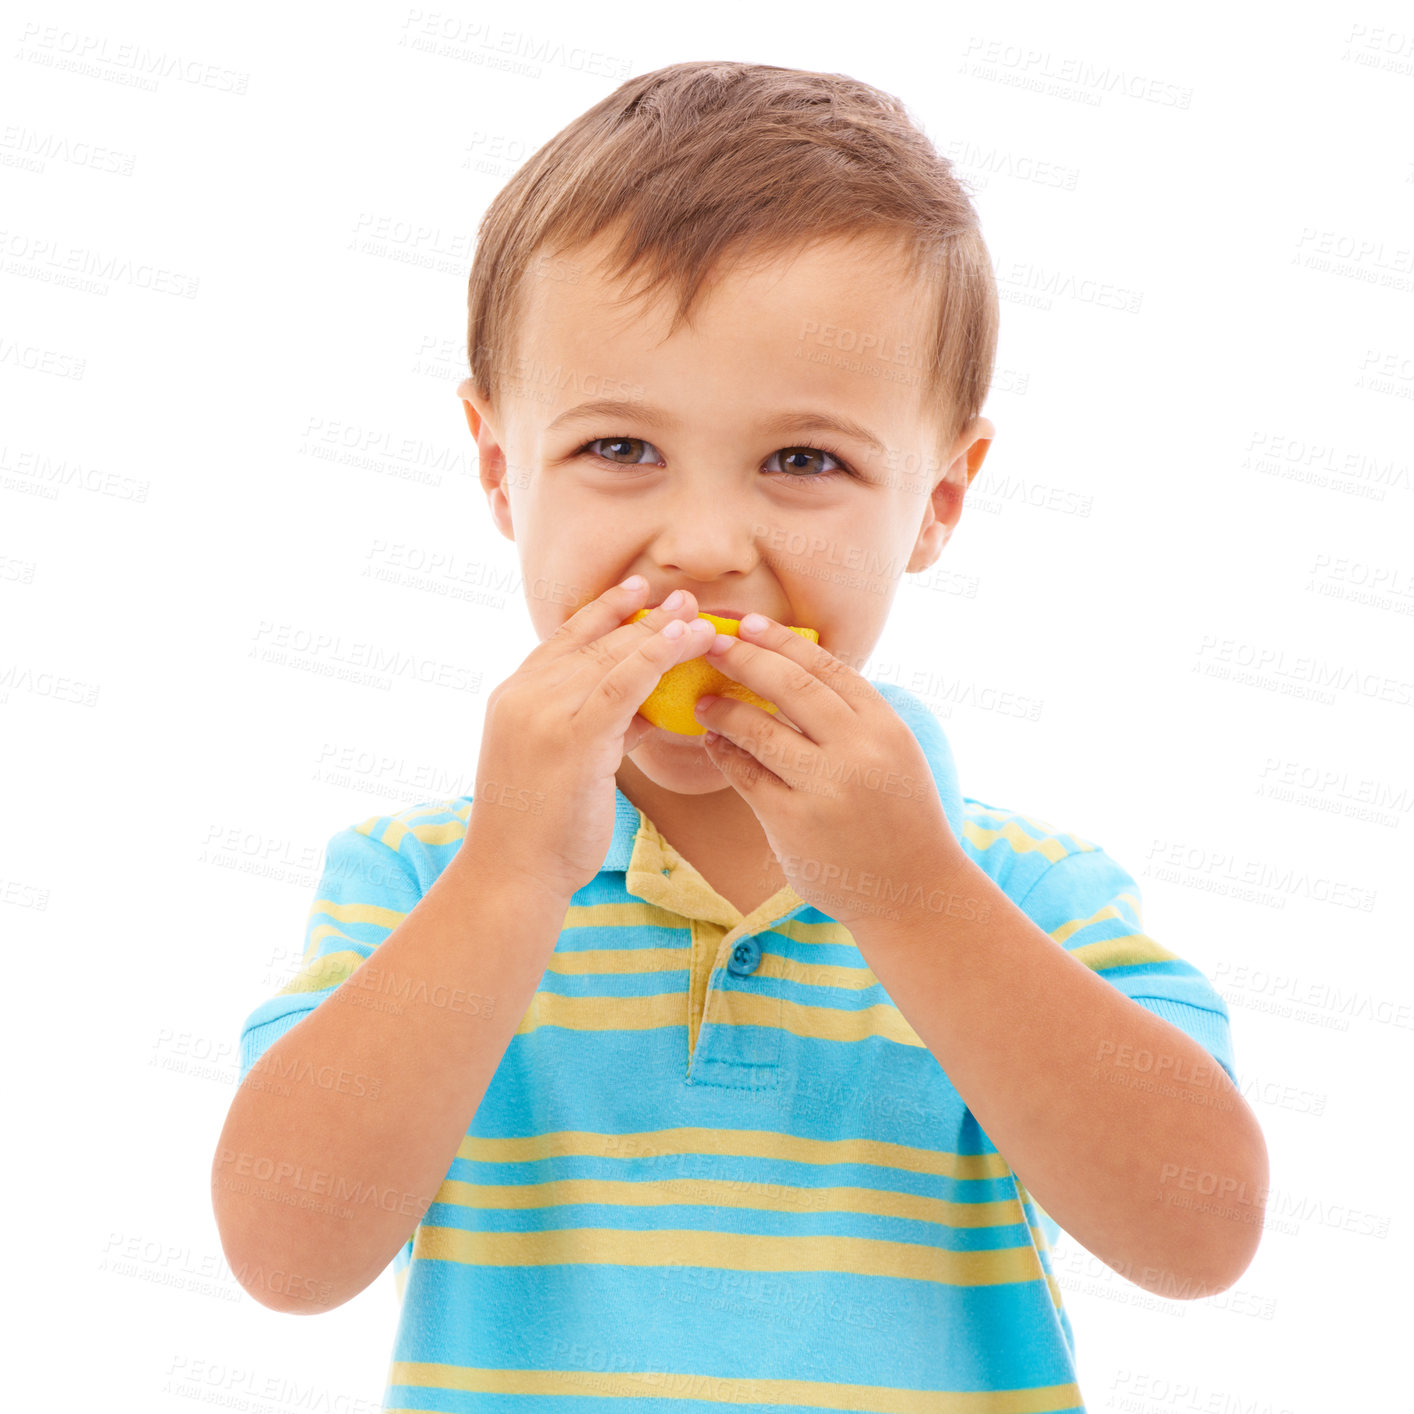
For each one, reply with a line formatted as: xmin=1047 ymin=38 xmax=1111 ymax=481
xmin=776 ymin=447 xmax=830 ymax=477
xmin=582 ymin=437 xmax=657 ymax=465
xmin=765 ymin=444 xmax=852 ymax=484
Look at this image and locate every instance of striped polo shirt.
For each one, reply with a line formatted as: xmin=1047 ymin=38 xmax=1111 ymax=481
xmin=236 ymin=679 xmax=1238 ymax=1414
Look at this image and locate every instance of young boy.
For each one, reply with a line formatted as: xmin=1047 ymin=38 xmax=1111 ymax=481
xmin=213 ymin=60 xmax=1267 ymax=1414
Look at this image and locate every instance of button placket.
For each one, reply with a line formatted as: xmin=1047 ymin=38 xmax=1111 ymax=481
xmin=692 ymin=925 xmax=781 ymax=1088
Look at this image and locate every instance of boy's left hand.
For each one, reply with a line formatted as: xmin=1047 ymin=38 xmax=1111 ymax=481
xmin=693 ymin=614 xmax=963 ymax=930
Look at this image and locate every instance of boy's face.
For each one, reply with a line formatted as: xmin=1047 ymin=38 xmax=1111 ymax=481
xmin=458 ymin=227 xmax=992 ymax=798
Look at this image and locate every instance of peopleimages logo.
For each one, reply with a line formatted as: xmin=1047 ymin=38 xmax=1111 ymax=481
xmin=1213 ymin=961 xmax=1414 ymax=1033
xmin=1157 ymin=1165 xmax=1391 ymax=1241
xmin=958 ymin=36 xmax=1194 ymax=109
xmin=1109 ymin=1369 xmax=1294 ymax=1414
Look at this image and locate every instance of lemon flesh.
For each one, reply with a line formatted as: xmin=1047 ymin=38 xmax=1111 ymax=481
xmin=627 ymin=609 xmax=820 ymax=736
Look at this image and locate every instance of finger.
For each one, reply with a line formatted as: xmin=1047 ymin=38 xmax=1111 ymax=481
xmin=538 ymin=581 xmax=702 ymax=697
xmin=697 ymin=694 xmax=801 ymax=789
xmin=589 ymin=611 xmax=716 ymax=739
xmin=538 ymin=577 xmax=654 ymax=661
xmin=701 ymin=720 xmax=788 ymax=797
xmin=698 ymin=618 xmax=846 ymax=744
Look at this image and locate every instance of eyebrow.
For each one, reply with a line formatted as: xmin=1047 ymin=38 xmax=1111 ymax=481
xmin=543 ymin=398 xmax=887 ymax=456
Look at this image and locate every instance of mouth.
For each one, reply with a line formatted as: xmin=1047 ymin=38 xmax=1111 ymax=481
xmin=695 ymin=606 xmax=747 ymax=621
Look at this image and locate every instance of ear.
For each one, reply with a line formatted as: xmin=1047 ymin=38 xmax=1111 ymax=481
xmin=906 ymin=417 xmax=995 ymax=575
xmin=456 ymin=376 xmax=516 ymax=542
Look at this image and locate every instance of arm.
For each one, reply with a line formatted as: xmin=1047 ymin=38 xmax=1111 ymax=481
xmin=210 ymin=830 xmax=573 ymax=1314
xmin=848 ymin=843 xmax=1269 ymax=1298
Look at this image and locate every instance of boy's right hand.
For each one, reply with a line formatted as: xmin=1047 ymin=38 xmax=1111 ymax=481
xmin=468 ymin=580 xmax=716 ymax=900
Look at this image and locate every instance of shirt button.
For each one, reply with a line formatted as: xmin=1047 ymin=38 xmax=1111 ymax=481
xmin=727 ymin=936 xmax=761 ymax=977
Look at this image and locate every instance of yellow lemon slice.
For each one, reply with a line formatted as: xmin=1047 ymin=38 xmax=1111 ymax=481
xmin=627 ymin=609 xmax=819 ymax=736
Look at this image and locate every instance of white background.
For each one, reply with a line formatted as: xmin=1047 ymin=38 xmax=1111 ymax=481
xmin=5 ymin=2 xmax=1410 ymax=1411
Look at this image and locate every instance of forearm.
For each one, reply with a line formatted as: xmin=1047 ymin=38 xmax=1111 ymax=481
xmin=850 ymin=846 xmax=1269 ymax=1296
xmin=210 ymin=833 xmax=572 ymax=1314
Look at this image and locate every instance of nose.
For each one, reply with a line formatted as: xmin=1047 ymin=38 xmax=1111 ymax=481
xmin=645 ymin=489 xmax=761 ymax=588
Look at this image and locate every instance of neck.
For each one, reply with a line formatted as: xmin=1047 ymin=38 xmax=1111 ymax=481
xmin=616 ymin=754 xmax=761 ymax=841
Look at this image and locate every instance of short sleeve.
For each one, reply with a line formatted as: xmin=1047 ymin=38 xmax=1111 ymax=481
xmin=1016 ymin=845 xmax=1239 ymax=1088
xmin=237 ymin=822 xmax=428 ymax=1085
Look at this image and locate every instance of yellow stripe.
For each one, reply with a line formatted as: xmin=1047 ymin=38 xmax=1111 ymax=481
xmin=560 ymin=899 xmax=856 ymax=939
xmin=388 ymin=1362 xmax=1081 ymax=1413
xmin=434 ymin=1176 xmax=1023 ymax=1230
xmin=309 ymin=896 xmax=409 ymax=921
xmin=299 ymin=898 xmax=407 ymax=967
xmin=402 ymin=817 xmax=472 ymax=847
xmin=1070 ymin=933 xmax=1177 ymax=971
xmin=549 ymin=943 xmax=883 ymax=992
xmin=508 ymin=984 xmax=945 ymax=1052
xmin=1049 ymin=897 xmax=1143 ymax=946
xmin=548 ymin=945 xmax=692 ymax=975
xmin=454 ymin=1128 xmax=1013 ymax=1182
xmin=562 ymin=898 xmax=692 ymax=931
xmin=415 ymin=1224 xmax=1042 ymax=1288
xmin=360 ymin=800 xmax=471 ymax=852
xmin=964 ymin=804 xmax=1100 ymax=853
xmin=960 ymin=818 xmax=1074 ymax=864
xmin=307 ymin=897 xmax=408 ymax=930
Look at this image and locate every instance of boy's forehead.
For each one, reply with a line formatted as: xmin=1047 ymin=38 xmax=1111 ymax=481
xmin=511 ymin=231 xmax=934 ymax=435
xmin=524 ymin=228 xmax=923 ymax=341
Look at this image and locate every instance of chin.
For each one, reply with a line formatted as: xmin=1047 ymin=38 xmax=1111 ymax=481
xmin=662 ymin=726 xmax=712 ymax=746
xmin=627 ymin=732 xmax=727 ymax=790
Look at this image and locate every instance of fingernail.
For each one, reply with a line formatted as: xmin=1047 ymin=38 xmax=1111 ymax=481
xmin=662 ymin=589 xmax=685 ymax=610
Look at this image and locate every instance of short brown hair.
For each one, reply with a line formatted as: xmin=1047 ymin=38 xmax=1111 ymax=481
xmin=464 ymin=60 xmax=998 ymax=473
